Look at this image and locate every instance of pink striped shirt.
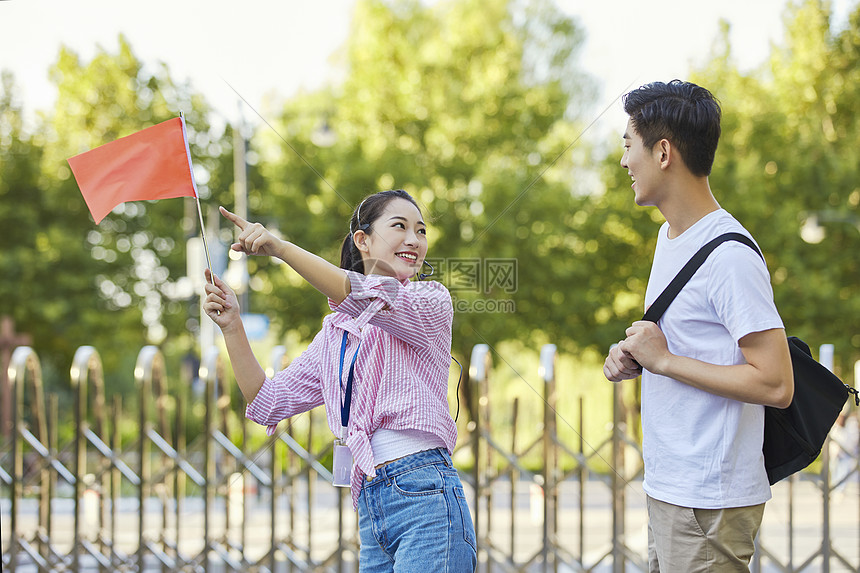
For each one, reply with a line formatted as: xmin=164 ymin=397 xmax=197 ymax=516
xmin=245 ymin=270 xmax=457 ymax=509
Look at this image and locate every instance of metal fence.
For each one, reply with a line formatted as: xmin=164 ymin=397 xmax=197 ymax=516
xmin=1 ymin=342 xmax=858 ymax=572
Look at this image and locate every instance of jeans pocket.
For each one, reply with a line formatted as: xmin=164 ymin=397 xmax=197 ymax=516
xmin=454 ymin=485 xmax=477 ymax=552
xmin=393 ymin=465 xmax=444 ymax=497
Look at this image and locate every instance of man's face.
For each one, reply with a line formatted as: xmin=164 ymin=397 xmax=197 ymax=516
xmin=620 ymin=118 xmax=662 ymax=207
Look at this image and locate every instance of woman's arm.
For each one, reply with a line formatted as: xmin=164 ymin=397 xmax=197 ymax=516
xmin=203 ymin=269 xmax=326 ymax=423
xmin=202 ymin=269 xmax=266 ymax=402
xmin=220 ymin=206 xmax=351 ymax=303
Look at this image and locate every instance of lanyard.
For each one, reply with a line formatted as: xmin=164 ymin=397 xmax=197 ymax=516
xmin=338 ymin=331 xmax=360 ymax=431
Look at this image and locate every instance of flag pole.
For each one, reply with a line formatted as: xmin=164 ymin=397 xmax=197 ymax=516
xmin=194 ymin=195 xmax=221 ymax=314
xmin=194 ymin=195 xmax=216 ymax=282
xmin=179 ymin=111 xmax=216 ymax=283
xmin=179 ymin=112 xmax=220 ymax=318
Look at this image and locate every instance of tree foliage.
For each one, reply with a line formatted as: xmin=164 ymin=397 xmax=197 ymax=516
xmin=244 ymin=0 xmax=597 ymax=388
xmin=1 ymin=36 xmax=231 ymax=395
xmin=690 ymin=0 xmax=860 ymax=377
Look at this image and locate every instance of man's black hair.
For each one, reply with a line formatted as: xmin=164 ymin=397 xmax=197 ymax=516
xmin=623 ymin=80 xmax=722 ymax=177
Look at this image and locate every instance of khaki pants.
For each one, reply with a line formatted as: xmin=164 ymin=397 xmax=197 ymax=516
xmin=646 ymin=496 xmax=764 ymax=573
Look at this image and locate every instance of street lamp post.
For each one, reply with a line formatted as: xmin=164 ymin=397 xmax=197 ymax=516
xmin=227 ymin=102 xmax=250 ymax=312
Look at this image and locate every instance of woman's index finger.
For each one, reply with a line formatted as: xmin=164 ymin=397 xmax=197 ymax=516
xmin=219 ymin=206 xmax=248 ymax=230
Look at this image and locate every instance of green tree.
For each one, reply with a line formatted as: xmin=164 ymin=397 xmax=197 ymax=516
xmin=0 ymin=72 xmax=46 ymax=338
xmin=580 ymin=0 xmax=860 ymax=383
xmin=2 ymin=36 xmax=231 ymax=397
xmin=691 ymin=0 xmax=860 ymax=379
xmin=234 ymin=0 xmax=598 ymax=420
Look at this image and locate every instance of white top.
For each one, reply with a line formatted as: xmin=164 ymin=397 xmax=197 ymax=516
xmin=641 ymin=209 xmax=784 ymax=509
xmin=371 ymin=428 xmax=447 ymax=466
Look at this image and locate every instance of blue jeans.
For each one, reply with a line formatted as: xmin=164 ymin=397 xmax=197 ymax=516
xmin=358 ymin=448 xmax=477 ymax=572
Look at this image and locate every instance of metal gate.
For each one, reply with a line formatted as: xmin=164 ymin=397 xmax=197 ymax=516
xmin=2 ymin=342 xmax=858 ymax=571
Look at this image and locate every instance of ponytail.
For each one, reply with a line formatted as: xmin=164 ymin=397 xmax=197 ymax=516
xmin=339 ymin=232 xmax=365 ymax=274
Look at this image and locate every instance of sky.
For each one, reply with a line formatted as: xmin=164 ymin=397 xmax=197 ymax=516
xmin=0 ymin=0 xmax=854 ymax=140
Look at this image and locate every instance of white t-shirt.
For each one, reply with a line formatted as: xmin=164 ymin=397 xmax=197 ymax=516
xmin=641 ymin=209 xmax=784 ymax=509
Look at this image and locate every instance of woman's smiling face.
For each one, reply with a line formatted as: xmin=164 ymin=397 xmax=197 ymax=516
xmin=356 ymin=197 xmax=427 ymax=280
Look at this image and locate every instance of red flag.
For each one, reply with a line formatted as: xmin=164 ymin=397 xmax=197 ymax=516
xmin=68 ymin=117 xmax=198 ymax=224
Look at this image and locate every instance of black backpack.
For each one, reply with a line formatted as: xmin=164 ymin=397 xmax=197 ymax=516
xmin=642 ymin=232 xmax=859 ymax=485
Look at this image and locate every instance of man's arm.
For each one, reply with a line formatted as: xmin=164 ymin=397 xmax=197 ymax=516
xmin=620 ymin=322 xmax=794 ymax=408
xmin=604 ymin=342 xmax=644 ymax=382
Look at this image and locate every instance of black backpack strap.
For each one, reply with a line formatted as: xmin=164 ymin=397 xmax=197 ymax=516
xmin=642 ymin=232 xmax=764 ymax=323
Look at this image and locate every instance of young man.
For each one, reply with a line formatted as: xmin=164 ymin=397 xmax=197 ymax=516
xmin=603 ymin=80 xmax=794 ymax=572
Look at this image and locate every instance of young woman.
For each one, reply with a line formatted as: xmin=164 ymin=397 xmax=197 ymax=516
xmin=203 ymin=189 xmax=477 ymax=571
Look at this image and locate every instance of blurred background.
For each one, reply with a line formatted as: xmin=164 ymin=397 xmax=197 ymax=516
xmin=1 ymin=0 xmax=859 ymax=446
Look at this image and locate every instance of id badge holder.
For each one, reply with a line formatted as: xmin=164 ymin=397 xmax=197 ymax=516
xmin=332 ymin=426 xmax=353 ymax=487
